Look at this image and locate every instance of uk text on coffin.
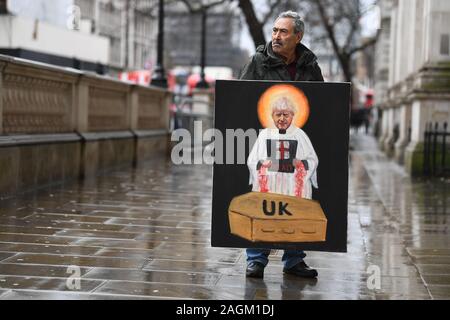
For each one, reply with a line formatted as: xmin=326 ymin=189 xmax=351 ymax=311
xmin=228 ymin=192 xmax=327 ymax=243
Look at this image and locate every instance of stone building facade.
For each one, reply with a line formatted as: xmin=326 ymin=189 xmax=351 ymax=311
xmin=0 ymin=0 xmax=158 ymax=75
xmin=74 ymin=0 xmax=158 ymax=75
xmin=164 ymin=4 xmax=248 ymax=77
xmin=376 ymin=0 xmax=450 ymax=175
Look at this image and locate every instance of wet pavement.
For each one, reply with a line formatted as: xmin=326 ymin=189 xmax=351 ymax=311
xmin=0 ymin=134 xmax=449 ymax=300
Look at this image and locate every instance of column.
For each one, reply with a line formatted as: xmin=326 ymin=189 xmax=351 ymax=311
xmin=0 ymin=63 xmax=3 ymax=134
xmin=128 ymin=4 xmax=135 ymax=69
xmin=378 ymin=107 xmax=388 ymax=149
xmin=404 ymin=99 xmax=428 ymax=175
xmin=93 ymin=0 xmax=100 ymax=35
xmin=394 ymin=103 xmax=412 ymax=163
xmin=129 ymin=87 xmax=139 ymax=131
xmin=75 ymin=80 xmax=89 ymax=132
xmin=383 ymin=107 xmax=396 ymax=156
xmin=121 ymin=5 xmax=128 ymax=68
xmin=379 ymin=107 xmax=393 ymax=151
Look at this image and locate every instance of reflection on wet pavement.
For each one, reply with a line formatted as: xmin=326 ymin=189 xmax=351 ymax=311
xmin=0 ymin=134 xmax=449 ymax=299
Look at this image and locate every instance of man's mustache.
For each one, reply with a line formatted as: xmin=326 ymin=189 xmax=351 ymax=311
xmin=273 ymin=41 xmax=283 ymax=46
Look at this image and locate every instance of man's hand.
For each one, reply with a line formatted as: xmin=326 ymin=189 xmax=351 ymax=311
xmin=256 ymin=160 xmax=272 ymax=171
xmin=262 ymin=160 xmax=272 ymax=168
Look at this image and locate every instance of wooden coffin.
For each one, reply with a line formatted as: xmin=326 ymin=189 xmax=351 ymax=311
xmin=228 ymin=192 xmax=327 ymax=243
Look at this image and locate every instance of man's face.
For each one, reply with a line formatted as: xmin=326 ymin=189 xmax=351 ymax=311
xmin=272 ymin=18 xmax=302 ymax=59
xmin=272 ymin=110 xmax=294 ymax=130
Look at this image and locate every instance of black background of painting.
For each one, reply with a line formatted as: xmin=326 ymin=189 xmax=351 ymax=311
xmin=212 ymin=80 xmax=350 ymax=252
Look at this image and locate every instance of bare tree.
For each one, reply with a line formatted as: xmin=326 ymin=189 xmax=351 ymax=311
xmin=172 ymin=0 xmax=377 ymax=82
xmin=236 ymin=0 xmax=287 ymax=48
xmin=173 ymin=0 xmax=284 ymax=48
xmin=309 ymin=0 xmax=378 ymax=82
xmin=176 ymin=0 xmax=229 ymax=85
xmin=179 ymin=0 xmax=229 ymax=12
xmin=0 ymin=0 xmax=7 ymax=14
xmin=234 ymin=0 xmax=377 ymax=82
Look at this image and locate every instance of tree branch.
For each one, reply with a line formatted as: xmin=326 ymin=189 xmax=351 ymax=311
xmin=204 ymin=0 xmax=228 ymax=10
xmin=314 ymin=0 xmax=354 ymax=82
xmin=179 ymin=0 xmax=196 ymax=13
xmin=348 ymin=35 xmax=378 ymax=57
xmin=179 ymin=0 xmax=229 ymax=13
xmin=315 ymin=0 xmax=340 ymax=57
xmin=237 ymin=0 xmax=266 ymax=48
xmin=261 ymin=0 xmax=282 ymax=25
xmin=344 ymin=19 xmax=359 ymax=51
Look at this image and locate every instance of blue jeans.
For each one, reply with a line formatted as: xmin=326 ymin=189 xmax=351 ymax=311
xmin=246 ymin=248 xmax=306 ymax=269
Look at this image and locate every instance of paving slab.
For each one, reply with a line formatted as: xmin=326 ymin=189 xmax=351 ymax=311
xmin=0 ymin=134 xmax=447 ymax=299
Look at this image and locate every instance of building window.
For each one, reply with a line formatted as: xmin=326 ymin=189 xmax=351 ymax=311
xmin=440 ymin=34 xmax=449 ymax=56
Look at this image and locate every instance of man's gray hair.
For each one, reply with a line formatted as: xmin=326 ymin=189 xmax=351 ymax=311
xmin=271 ymin=97 xmax=296 ymax=115
xmin=277 ymin=11 xmax=305 ymax=34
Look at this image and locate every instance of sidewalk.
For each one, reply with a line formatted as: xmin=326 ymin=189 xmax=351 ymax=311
xmin=0 ymin=134 xmax=448 ymax=300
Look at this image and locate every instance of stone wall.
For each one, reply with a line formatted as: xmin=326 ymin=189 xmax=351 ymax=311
xmin=376 ymin=0 xmax=450 ymax=176
xmin=0 ymin=54 xmax=171 ymax=198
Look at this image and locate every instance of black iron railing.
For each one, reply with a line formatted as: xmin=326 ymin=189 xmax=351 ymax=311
xmin=424 ymin=122 xmax=450 ymax=177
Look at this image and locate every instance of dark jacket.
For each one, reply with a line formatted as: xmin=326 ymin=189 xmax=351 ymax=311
xmin=239 ymin=42 xmax=324 ymax=82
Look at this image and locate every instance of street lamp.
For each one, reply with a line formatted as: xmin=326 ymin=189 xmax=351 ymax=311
xmin=195 ymin=7 xmax=209 ymax=89
xmin=151 ymin=0 xmax=167 ymax=88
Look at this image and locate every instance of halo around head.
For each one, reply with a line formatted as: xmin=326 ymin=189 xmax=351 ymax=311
xmin=257 ymin=84 xmax=310 ymax=129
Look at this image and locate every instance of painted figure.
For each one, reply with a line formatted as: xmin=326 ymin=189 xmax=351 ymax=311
xmin=247 ymin=96 xmax=318 ymax=199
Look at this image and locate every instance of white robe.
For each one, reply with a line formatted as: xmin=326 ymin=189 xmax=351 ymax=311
xmin=247 ymin=125 xmax=319 ymax=199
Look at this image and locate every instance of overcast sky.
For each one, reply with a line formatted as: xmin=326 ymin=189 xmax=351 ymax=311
xmin=8 ymin=0 xmax=73 ymax=27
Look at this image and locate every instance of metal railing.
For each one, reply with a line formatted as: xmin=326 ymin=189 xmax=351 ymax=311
xmin=171 ymin=94 xmax=214 ymax=149
xmin=424 ymin=122 xmax=450 ymax=177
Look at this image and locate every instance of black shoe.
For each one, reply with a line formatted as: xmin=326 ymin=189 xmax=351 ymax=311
xmin=283 ymin=261 xmax=318 ymax=278
xmin=246 ymin=261 xmax=265 ymax=278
